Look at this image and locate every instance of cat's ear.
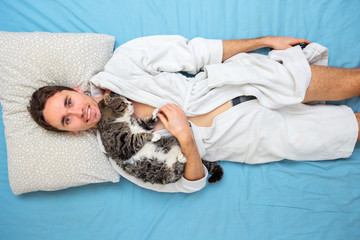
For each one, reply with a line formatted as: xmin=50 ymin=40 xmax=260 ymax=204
xmin=104 ymin=94 xmax=111 ymax=105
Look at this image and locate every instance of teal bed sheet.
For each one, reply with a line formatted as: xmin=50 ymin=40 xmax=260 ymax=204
xmin=0 ymin=0 xmax=359 ymax=239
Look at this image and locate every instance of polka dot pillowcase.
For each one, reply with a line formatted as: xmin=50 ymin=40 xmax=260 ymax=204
xmin=0 ymin=32 xmax=120 ymax=195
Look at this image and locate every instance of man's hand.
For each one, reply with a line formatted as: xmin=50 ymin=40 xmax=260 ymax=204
xmin=264 ymin=36 xmax=311 ymax=50
xmin=157 ymin=103 xmax=192 ymax=147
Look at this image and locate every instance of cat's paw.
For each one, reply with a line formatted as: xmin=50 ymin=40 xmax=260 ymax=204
xmin=151 ymin=133 xmax=161 ymax=142
xmin=177 ymin=153 xmax=187 ymax=163
xmin=152 ymin=108 xmax=159 ymax=120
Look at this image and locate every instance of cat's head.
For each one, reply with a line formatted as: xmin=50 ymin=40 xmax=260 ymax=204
xmin=98 ymin=94 xmax=133 ymax=121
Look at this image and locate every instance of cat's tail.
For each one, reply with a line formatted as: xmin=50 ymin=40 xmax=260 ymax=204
xmin=202 ymin=160 xmax=223 ymax=183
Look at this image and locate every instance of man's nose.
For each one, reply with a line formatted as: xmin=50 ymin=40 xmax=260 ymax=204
xmin=68 ymin=106 xmax=84 ymax=119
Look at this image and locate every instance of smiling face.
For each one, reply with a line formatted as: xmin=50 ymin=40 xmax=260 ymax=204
xmin=42 ymin=90 xmax=102 ymax=132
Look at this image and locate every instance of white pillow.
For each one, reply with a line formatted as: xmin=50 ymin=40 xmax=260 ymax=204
xmin=0 ymin=32 xmax=120 ymax=195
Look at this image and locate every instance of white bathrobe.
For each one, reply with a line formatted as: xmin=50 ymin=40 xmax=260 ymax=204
xmin=90 ymin=35 xmax=358 ymax=193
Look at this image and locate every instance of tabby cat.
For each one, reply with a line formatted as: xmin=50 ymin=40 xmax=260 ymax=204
xmin=97 ymin=93 xmax=223 ymax=184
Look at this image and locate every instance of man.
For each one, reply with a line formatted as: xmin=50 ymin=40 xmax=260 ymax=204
xmin=28 ymin=35 xmax=360 ymax=190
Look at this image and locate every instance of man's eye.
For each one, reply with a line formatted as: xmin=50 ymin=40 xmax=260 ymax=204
xmin=65 ymin=117 xmax=70 ymax=125
xmin=68 ymin=99 xmax=72 ymax=106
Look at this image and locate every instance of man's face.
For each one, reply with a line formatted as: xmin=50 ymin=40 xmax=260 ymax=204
xmin=42 ymin=90 xmax=101 ymax=132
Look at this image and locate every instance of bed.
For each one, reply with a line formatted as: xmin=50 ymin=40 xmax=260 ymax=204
xmin=0 ymin=0 xmax=359 ymax=239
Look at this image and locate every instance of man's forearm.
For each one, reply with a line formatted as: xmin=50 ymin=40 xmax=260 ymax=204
xmin=156 ymin=103 xmax=205 ymax=181
xmin=222 ymin=36 xmax=311 ymax=62
xmin=222 ymin=37 xmax=268 ymax=62
xmin=180 ymin=138 xmax=204 ymax=181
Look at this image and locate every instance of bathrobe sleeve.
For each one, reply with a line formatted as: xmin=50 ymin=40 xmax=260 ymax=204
xmin=204 ymin=43 xmax=329 ymax=108
xmin=109 ymin=159 xmax=208 ymax=193
xmin=104 ymin=35 xmax=223 ymax=77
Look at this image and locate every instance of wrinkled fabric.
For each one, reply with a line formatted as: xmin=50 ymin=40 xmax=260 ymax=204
xmin=90 ymin=35 xmax=358 ymax=191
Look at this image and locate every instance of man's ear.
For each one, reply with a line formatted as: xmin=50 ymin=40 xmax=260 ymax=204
xmin=72 ymin=87 xmax=84 ymax=93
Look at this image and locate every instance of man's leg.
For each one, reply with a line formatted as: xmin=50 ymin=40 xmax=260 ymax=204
xmin=303 ymin=65 xmax=360 ymax=102
xmin=304 ymin=65 xmax=360 ymax=141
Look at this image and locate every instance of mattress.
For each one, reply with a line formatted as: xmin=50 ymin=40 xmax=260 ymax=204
xmin=0 ymin=0 xmax=360 ymax=239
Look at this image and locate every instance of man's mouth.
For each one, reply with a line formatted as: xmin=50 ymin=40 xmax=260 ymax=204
xmin=86 ymin=106 xmax=91 ymax=122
